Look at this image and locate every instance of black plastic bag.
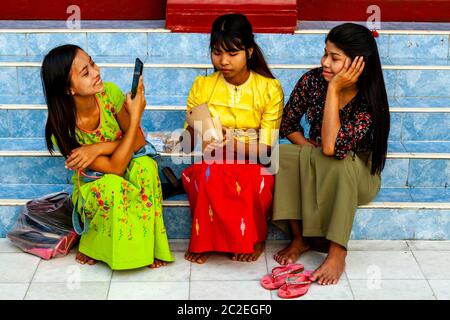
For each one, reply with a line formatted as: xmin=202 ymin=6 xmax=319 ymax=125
xmin=7 ymin=192 xmax=79 ymax=260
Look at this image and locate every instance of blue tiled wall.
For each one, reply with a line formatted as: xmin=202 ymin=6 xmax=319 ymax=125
xmin=389 ymin=35 xmax=449 ymax=60
xmin=2 ymin=65 xmax=450 ymax=101
xmin=5 ymin=108 xmax=448 ymax=141
xmin=0 ymin=153 xmax=447 ymax=188
xmin=0 ymin=29 xmax=449 ymax=240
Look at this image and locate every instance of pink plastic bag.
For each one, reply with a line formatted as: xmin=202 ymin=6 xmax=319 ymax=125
xmin=19 ymin=230 xmax=79 ymax=260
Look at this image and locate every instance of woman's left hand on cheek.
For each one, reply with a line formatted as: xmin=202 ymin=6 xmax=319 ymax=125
xmin=331 ymin=56 xmax=365 ymax=91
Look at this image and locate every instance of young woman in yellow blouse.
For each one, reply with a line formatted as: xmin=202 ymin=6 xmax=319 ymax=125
xmin=181 ymin=13 xmax=284 ymax=264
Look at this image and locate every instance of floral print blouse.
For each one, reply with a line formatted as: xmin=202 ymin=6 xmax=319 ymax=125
xmin=280 ymin=67 xmax=374 ymax=159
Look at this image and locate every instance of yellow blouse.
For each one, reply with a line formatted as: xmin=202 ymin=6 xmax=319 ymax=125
xmin=185 ymin=71 xmax=284 ymax=146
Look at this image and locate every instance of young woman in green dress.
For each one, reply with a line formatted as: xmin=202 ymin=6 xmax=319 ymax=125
xmin=41 ymin=44 xmax=174 ymax=270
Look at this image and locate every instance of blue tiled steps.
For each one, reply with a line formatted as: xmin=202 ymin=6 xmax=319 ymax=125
xmin=0 ymin=22 xmax=449 ymax=240
xmin=1 ymin=102 xmax=450 ymax=141
xmin=0 ymin=185 xmax=449 ymax=240
xmin=1 ymin=59 xmax=450 ymax=109
xmin=0 ymin=137 xmax=449 ymax=188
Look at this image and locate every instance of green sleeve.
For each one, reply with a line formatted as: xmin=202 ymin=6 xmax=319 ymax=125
xmin=104 ymin=82 xmax=126 ymax=115
xmin=50 ymin=135 xmax=62 ymax=154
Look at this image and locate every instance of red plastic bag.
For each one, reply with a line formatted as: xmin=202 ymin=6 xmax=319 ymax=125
xmin=7 ymin=192 xmax=79 ymax=260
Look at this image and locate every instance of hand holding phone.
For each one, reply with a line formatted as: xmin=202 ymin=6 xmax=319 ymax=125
xmin=131 ymin=58 xmax=144 ymax=99
xmin=126 ymin=75 xmax=146 ymax=121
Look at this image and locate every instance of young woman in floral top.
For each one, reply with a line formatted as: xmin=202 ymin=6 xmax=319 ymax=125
xmin=272 ymin=23 xmax=390 ymax=285
xmin=42 ymin=45 xmax=174 ymax=270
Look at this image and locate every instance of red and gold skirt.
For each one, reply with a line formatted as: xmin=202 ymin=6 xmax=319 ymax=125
xmin=182 ymin=161 xmax=274 ymax=254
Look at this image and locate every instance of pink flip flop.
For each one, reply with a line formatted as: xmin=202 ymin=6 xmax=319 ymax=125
xmin=277 ymin=270 xmax=313 ymax=299
xmin=260 ymin=263 xmax=305 ymax=290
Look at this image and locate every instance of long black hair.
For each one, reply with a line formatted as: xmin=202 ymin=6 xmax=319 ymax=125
xmin=41 ymin=44 xmax=81 ymax=158
xmin=210 ymin=13 xmax=274 ymax=79
xmin=326 ymin=23 xmax=390 ymax=175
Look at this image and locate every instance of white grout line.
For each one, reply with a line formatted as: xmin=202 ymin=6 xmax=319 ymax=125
xmin=409 ymin=249 xmax=439 ymax=299
xmin=0 ymin=151 xmax=204 ymax=157
xmin=387 ymin=153 xmax=450 ymax=159
xmin=1 ymin=28 xmax=449 ymax=35
xmin=1 ymin=62 xmax=450 ymax=70
xmin=0 ymin=199 xmax=189 ymax=206
xmin=0 ymin=105 xmax=188 ymax=110
xmin=2 ymin=104 xmax=450 ymax=113
xmin=1 ymin=151 xmax=449 ymax=159
xmin=382 ymin=65 xmax=450 ymax=70
xmin=0 ymin=29 xmax=171 ymax=33
xmin=389 ymin=107 xmax=450 ymax=113
xmin=294 ymin=29 xmax=450 ymax=35
xmin=24 ymin=256 xmax=41 ymax=300
xmin=358 ymin=202 xmax=450 ymax=209
xmin=0 ymin=199 xmax=449 ymax=209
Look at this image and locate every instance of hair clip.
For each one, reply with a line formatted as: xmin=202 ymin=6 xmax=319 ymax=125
xmin=371 ymin=29 xmax=379 ymax=38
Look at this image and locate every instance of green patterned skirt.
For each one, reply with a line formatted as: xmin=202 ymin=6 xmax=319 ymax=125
xmin=272 ymin=144 xmax=381 ymax=249
xmin=73 ymin=156 xmax=175 ymax=270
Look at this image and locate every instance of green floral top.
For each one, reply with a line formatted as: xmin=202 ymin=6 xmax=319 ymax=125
xmin=72 ymin=82 xmax=127 ymax=187
xmin=75 ymin=82 xmax=126 ymax=145
xmin=51 ymin=82 xmax=127 ymax=188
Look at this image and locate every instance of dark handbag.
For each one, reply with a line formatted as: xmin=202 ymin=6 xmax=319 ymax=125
xmin=7 ymin=192 xmax=79 ymax=260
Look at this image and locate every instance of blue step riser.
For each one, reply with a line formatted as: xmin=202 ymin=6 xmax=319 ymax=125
xmin=2 ymin=66 xmax=450 ymax=100
xmin=0 ymin=156 xmax=448 ymax=188
xmin=1 ymin=109 xmax=449 ymax=141
xmin=0 ymin=33 xmax=449 ymax=61
xmin=0 ymin=109 xmax=186 ymax=138
xmin=0 ymin=156 xmax=190 ymax=185
xmin=0 ymin=204 xmax=449 ymax=239
xmin=6 ymin=66 xmax=450 ymax=102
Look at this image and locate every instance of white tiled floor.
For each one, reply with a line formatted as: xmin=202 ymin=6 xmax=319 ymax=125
xmin=1 ymin=239 xmax=450 ymax=300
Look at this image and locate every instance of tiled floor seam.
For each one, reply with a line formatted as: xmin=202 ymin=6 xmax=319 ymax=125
xmin=405 ymin=240 xmax=413 ymax=251
xmin=344 ymin=277 xmax=439 ymax=280
xmin=106 ymin=269 xmax=113 ymax=300
xmin=110 ymin=280 xmax=190 ymax=283
xmin=263 ymin=252 xmax=273 ymax=300
xmin=345 ymin=272 xmax=356 ymax=300
xmin=188 ymin=258 xmax=192 ymax=300
xmin=409 ymin=249 xmax=439 ymax=299
xmin=24 ymin=258 xmax=42 ymax=300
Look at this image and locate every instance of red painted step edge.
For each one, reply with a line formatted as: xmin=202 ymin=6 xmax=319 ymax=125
xmin=297 ymin=0 xmax=450 ymax=22
xmin=0 ymin=0 xmax=166 ymax=20
xmin=166 ymin=0 xmax=298 ymax=33
xmin=1 ymin=0 xmax=448 ymax=23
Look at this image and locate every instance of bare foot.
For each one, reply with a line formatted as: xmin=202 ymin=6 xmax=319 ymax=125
xmin=76 ymin=251 xmax=97 ymax=265
xmin=310 ymin=242 xmax=347 ymax=285
xmin=184 ymin=250 xmax=209 ymax=264
xmin=148 ymin=258 xmax=168 ymax=268
xmin=232 ymin=242 xmax=265 ymax=262
xmin=274 ymin=238 xmax=310 ymax=265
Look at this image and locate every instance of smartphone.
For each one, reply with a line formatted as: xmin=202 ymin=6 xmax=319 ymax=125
xmin=131 ymin=58 xmax=144 ymax=99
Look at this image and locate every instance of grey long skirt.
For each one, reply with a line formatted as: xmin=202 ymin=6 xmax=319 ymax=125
xmin=272 ymin=144 xmax=381 ymax=249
